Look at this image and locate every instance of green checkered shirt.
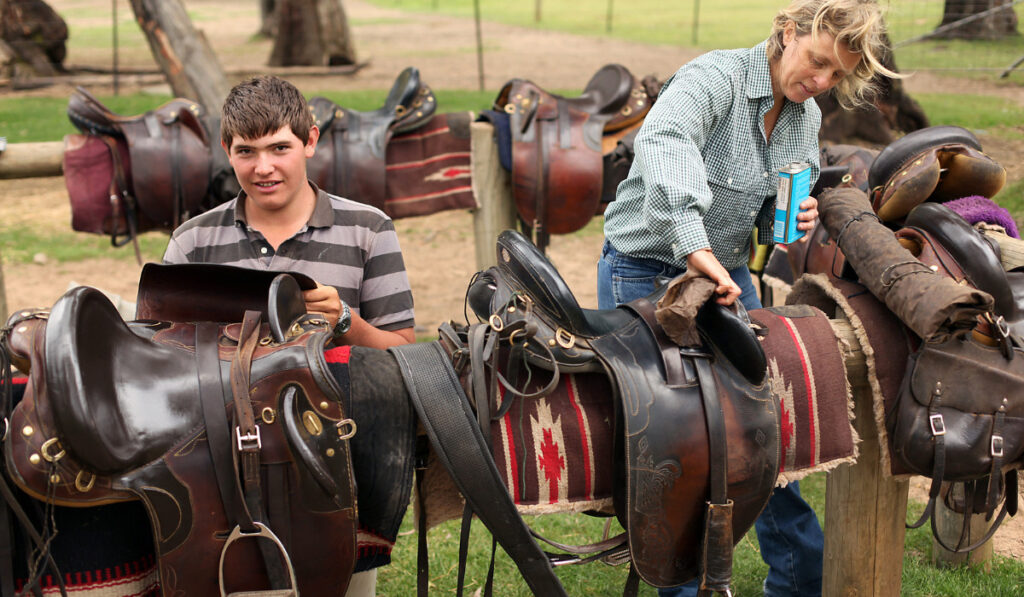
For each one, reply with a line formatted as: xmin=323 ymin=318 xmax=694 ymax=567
xmin=604 ymin=40 xmax=821 ymax=270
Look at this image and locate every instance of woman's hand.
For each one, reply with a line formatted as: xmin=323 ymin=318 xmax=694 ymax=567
xmin=686 ymin=249 xmax=741 ymax=306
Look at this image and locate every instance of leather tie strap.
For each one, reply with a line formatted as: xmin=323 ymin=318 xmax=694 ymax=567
xmin=390 ymin=341 xmax=569 ymax=597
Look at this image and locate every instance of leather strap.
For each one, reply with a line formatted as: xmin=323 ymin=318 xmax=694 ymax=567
xmin=389 ymin=341 xmax=568 ymax=597
xmin=196 ymin=322 xmax=241 ymax=528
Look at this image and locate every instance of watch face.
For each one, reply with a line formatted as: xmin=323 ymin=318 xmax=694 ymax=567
xmin=333 ymin=303 xmax=352 ymax=338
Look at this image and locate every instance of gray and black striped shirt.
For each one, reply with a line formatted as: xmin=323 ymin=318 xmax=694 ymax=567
xmin=163 ymin=184 xmax=415 ymax=331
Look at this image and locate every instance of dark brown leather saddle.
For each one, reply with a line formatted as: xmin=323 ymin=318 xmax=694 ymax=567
xmin=393 ymin=230 xmax=777 ymax=595
xmin=1 ymin=266 xmax=358 ymax=596
xmin=868 ymin=125 xmax=1006 ymax=223
xmin=306 ymin=66 xmax=437 ymax=211
xmin=66 ymin=86 xmax=214 ymax=257
xmin=494 ymin=65 xmax=660 ymax=252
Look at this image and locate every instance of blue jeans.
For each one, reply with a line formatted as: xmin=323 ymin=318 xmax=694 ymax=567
xmin=597 ymin=240 xmax=824 ymax=597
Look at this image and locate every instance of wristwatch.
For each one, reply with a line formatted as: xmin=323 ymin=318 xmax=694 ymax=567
xmin=333 ymin=301 xmax=352 ymax=339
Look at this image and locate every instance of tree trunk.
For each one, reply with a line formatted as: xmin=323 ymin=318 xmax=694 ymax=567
xmin=127 ymin=0 xmax=230 ymax=112
xmin=259 ymin=0 xmax=277 ymax=37
xmin=268 ymin=0 xmax=356 ymax=66
xmin=0 ymin=0 xmax=68 ymax=76
xmin=936 ymin=0 xmax=1019 ymax=39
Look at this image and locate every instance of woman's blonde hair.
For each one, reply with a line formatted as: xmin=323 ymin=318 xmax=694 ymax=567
xmin=767 ymin=0 xmax=900 ymax=108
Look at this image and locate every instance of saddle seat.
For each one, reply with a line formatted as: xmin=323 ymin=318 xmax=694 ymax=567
xmin=306 ymin=66 xmax=436 ymax=210
xmin=900 ymin=202 xmax=1024 ymax=343
xmin=473 ymin=230 xmax=767 ymax=384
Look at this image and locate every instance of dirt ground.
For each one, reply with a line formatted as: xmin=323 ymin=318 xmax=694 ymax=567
xmin=2 ymin=0 xmax=1024 ymax=563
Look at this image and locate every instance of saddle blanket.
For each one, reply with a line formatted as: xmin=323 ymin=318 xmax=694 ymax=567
xmin=384 ymin=112 xmax=476 ymax=219
xmin=419 ymin=309 xmax=857 ymax=527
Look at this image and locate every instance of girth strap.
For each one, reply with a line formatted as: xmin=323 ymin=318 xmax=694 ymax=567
xmin=389 ymin=342 xmax=569 ymax=597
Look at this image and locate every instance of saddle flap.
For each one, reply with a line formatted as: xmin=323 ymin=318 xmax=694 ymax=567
xmin=136 ymin=263 xmax=317 ymax=323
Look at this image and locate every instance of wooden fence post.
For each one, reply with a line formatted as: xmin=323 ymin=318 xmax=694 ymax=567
xmin=470 ymin=121 xmax=517 ymax=271
xmin=824 ymin=316 xmax=910 ymax=596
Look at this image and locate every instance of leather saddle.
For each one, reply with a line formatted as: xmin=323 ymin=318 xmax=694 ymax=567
xmin=868 ymin=125 xmax=1006 ymax=222
xmin=494 ymin=65 xmax=660 ymax=252
xmin=306 ymin=66 xmax=436 ymax=211
xmin=66 ymin=86 xmax=213 ymax=245
xmin=2 ymin=272 xmax=358 ymax=596
xmin=458 ymin=230 xmax=778 ymax=590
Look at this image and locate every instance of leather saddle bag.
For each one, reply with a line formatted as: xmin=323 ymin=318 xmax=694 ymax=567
xmin=63 ymin=133 xmax=138 ymax=243
xmin=890 ymin=334 xmax=1024 ymax=483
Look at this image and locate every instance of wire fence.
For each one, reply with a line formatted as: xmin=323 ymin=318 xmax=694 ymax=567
xmin=885 ymin=0 xmax=1024 ymax=76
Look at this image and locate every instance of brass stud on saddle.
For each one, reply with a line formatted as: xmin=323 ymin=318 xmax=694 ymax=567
xmin=21 ymin=425 xmax=33 ymax=437
xmin=17 ymin=326 xmax=27 ymax=334
xmin=319 ymin=401 xmax=330 ymax=410
xmin=501 ymin=248 xmax=511 ymax=263
xmin=621 ymin=106 xmax=633 ymax=116
xmin=395 ymin=105 xmax=407 ymax=117
xmin=326 ymin=448 xmax=336 ymax=457
xmin=29 ymin=453 xmax=40 ymax=465
xmin=49 ymin=474 xmax=61 ymax=485
xmin=302 ymin=411 xmax=323 ymax=436
xmin=504 ymin=103 xmax=516 ymax=115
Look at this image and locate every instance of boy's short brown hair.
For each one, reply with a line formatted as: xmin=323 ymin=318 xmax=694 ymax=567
xmin=220 ymin=75 xmax=314 ymax=148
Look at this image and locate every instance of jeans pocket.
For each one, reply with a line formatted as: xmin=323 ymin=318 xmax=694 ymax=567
xmin=610 ymin=259 xmax=668 ymax=305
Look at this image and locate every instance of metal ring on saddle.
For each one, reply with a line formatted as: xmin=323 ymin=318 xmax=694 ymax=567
xmin=41 ymin=437 xmax=65 ymax=462
xmin=489 ymin=313 xmax=505 ymax=332
xmin=75 ymin=470 xmax=96 ymax=492
xmin=336 ymin=419 xmax=357 ymax=440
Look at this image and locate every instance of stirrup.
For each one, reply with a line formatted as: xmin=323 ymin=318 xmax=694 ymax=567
xmin=219 ymin=522 xmax=299 ymax=597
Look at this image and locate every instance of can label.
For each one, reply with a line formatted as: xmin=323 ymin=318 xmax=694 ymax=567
xmin=773 ymin=162 xmax=811 ymax=244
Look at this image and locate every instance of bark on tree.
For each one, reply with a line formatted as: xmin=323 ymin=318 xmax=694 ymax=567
xmin=936 ymin=0 xmax=1019 ymax=39
xmin=0 ymin=0 xmax=68 ymax=77
xmin=127 ymin=0 xmax=230 ymax=111
xmin=268 ymin=0 xmax=357 ymax=67
xmin=259 ymin=0 xmax=277 ymax=38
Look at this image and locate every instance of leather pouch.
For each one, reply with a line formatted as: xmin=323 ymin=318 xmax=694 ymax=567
xmin=63 ymin=133 xmax=143 ymax=240
xmin=889 ymin=334 xmax=1024 ymax=480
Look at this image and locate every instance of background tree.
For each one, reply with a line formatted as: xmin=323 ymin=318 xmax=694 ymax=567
xmin=935 ymin=0 xmax=1019 ymax=39
xmin=0 ymin=0 xmax=67 ymax=77
xmin=268 ymin=0 xmax=357 ymax=66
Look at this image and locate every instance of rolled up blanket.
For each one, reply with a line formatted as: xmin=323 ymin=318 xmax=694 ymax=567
xmin=816 ymin=185 xmax=994 ymax=340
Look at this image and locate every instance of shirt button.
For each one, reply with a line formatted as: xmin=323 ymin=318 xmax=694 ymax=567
xmin=763 ymin=171 xmax=769 ymax=177
xmin=260 ymin=247 xmax=268 ymax=254
xmin=733 ymin=248 xmax=740 ymax=253
xmin=750 ymin=211 xmax=757 ymax=217
xmin=727 ymin=177 xmax=733 ymax=184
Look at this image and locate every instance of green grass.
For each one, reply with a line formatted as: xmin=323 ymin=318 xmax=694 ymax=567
xmin=377 ymin=472 xmax=1024 ymax=595
xmin=0 ymin=227 xmax=166 ymax=265
xmin=364 ymin=0 xmax=1024 ymax=74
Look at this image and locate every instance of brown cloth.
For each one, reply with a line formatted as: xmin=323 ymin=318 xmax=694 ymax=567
xmin=655 ymin=271 xmax=717 ymax=346
xmin=817 ymin=186 xmax=993 ymax=340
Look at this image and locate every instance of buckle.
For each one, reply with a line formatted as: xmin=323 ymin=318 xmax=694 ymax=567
xmin=991 ymin=434 xmax=1004 ymax=458
xmin=929 ymin=413 xmax=946 ymax=436
xmin=235 ymin=425 xmax=262 ymax=451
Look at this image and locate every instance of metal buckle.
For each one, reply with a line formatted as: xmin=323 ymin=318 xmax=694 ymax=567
xmin=929 ymin=413 xmax=946 ymax=436
xmin=235 ymin=425 xmax=262 ymax=451
xmin=991 ymin=435 xmax=1005 ymax=458
xmin=554 ymin=327 xmax=576 ymax=349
